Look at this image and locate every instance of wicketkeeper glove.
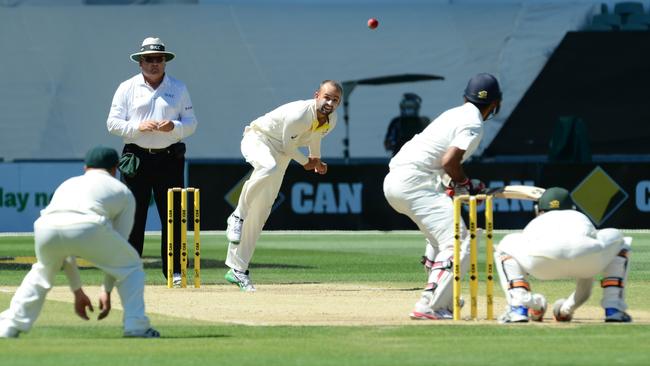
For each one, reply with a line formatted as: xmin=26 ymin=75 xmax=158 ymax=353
xmin=445 ymin=178 xmax=486 ymax=197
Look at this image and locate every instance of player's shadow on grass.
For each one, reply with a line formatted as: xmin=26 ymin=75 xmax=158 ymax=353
xmin=142 ymin=257 xmax=315 ymax=270
xmin=0 ymin=261 xmax=104 ymax=271
xmin=159 ymin=333 xmax=232 ymax=339
xmin=336 ymin=287 xmax=422 ymax=291
xmin=0 ymin=257 xmax=314 ymax=271
xmin=35 ymin=328 xmax=232 ymax=339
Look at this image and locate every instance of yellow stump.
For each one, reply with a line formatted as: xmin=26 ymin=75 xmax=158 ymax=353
xmin=485 ymin=195 xmax=494 ymax=320
xmin=192 ymin=188 xmax=201 ymax=288
xmin=180 ymin=189 xmax=188 ymax=288
xmin=452 ymin=194 xmax=495 ymax=320
xmin=469 ymin=196 xmax=478 ymax=320
xmin=166 ymin=189 xmax=174 ymax=288
xmin=167 ymin=187 xmax=201 ymax=289
xmin=452 ymin=196 xmax=463 ymax=320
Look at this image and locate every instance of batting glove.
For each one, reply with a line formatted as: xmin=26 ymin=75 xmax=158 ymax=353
xmin=446 ymin=178 xmax=486 ymax=197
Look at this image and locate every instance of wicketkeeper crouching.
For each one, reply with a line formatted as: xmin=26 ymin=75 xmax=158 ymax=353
xmin=494 ymin=187 xmax=632 ymax=323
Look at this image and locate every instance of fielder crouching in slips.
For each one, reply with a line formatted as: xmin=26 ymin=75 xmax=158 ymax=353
xmin=0 ymin=146 xmax=159 ymax=338
xmin=383 ymin=73 xmax=502 ymax=320
xmin=223 ymin=80 xmax=343 ymax=291
xmin=495 ymin=187 xmax=632 ymax=323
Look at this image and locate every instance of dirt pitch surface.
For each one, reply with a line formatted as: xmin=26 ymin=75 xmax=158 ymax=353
xmin=29 ymin=283 xmax=650 ymax=326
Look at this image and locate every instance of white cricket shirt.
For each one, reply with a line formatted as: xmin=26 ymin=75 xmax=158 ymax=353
xmin=249 ymin=99 xmax=337 ymax=165
xmin=38 ymin=169 xmax=136 ymax=239
xmin=520 ymin=210 xmax=601 ymax=259
xmin=107 ymin=73 xmax=197 ymax=149
xmin=389 ymin=102 xmax=484 ymax=175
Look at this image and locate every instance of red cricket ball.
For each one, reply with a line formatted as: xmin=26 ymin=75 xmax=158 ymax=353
xmin=367 ymin=18 xmax=379 ymax=30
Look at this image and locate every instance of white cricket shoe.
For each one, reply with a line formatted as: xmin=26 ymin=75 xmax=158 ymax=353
xmin=123 ymin=327 xmax=161 ymax=338
xmin=225 ymin=268 xmax=256 ymax=292
xmin=605 ymin=308 xmax=632 ymax=323
xmin=409 ymin=293 xmax=457 ymax=320
xmin=172 ymin=273 xmax=182 ymax=288
xmin=498 ymin=306 xmax=529 ymax=324
xmin=226 ymin=214 xmax=243 ymax=244
xmin=409 ymin=308 xmax=453 ymax=320
xmin=409 ymin=290 xmax=463 ymax=320
xmin=0 ymin=326 xmax=20 ymax=338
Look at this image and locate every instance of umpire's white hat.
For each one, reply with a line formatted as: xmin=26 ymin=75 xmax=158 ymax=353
xmin=130 ymin=37 xmax=176 ymax=63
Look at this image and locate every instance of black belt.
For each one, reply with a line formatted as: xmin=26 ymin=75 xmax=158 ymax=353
xmin=126 ymin=144 xmax=170 ymax=154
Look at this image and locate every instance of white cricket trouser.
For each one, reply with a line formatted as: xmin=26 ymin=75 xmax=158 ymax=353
xmin=226 ymin=128 xmax=291 ymax=271
xmin=0 ymin=217 xmax=151 ymax=334
xmin=383 ymin=168 xmax=470 ymax=311
xmin=496 ymin=228 xmax=631 ymax=312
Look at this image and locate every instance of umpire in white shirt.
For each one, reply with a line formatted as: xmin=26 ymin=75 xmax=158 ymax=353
xmin=107 ymin=37 xmax=197 ymax=286
xmin=0 ymin=146 xmax=159 ymax=338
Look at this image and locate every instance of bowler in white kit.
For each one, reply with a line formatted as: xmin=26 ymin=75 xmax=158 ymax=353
xmin=0 ymin=146 xmax=159 ymax=338
xmin=495 ymin=187 xmax=632 ymax=323
xmin=224 ymin=80 xmax=342 ymax=291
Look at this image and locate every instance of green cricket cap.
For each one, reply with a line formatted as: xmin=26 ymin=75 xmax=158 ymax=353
xmin=538 ymin=187 xmax=573 ymax=211
xmin=85 ymin=146 xmax=119 ymax=170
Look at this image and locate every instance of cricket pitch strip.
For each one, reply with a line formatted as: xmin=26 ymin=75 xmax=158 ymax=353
xmin=28 ymin=283 xmax=650 ymax=326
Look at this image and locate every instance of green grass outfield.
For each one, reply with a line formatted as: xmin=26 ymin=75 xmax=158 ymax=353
xmin=1 ymin=231 xmax=649 ymax=366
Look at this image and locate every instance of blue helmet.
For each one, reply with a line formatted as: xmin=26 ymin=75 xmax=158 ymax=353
xmin=463 ymin=73 xmax=502 ymax=105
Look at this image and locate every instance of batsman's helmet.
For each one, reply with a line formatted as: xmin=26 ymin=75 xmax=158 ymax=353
xmin=463 ymin=73 xmax=502 ymax=105
xmin=538 ymin=187 xmax=573 ymax=211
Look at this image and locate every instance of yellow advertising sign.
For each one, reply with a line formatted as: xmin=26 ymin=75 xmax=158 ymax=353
xmin=571 ymin=166 xmax=628 ymax=226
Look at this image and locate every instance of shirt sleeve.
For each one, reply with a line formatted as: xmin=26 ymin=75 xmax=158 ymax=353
xmin=103 ymin=274 xmax=116 ymax=294
xmin=309 ymin=113 xmax=336 ymax=159
xmin=450 ymin=125 xmax=481 ymax=151
xmin=107 ymin=82 xmax=140 ymax=139
xmin=282 ymin=114 xmax=310 ymax=165
xmin=308 ymin=137 xmax=322 ymax=158
xmin=170 ymin=85 xmax=198 ymax=140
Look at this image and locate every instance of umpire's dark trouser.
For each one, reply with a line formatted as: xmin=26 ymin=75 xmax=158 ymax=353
xmin=121 ymin=143 xmax=185 ymax=279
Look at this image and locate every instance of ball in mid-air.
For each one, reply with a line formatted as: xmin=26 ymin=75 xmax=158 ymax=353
xmin=367 ymin=18 xmax=379 ymax=29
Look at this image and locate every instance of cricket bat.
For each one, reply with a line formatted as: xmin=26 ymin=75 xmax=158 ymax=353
xmin=441 ymin=174 xmax=545 ymax=201
xmin=484 ymin=185 xmax=545 ymax=201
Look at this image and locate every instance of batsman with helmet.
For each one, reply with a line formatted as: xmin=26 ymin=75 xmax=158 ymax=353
xmin=383 ymin=73 xmax=502 ymax=320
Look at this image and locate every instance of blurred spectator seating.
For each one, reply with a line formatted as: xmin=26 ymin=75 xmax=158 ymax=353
xmin=589 ymin=13 xmax=623 ymax=30
xmin=620 ymin=22 xmax=648 ymax=30
xmin=614 ymin=2 xmax=645 ymax=22
xmin=586 ymin=2 xmax=649 ymax=31
xmin=626 ymin=12 xmax=650 ymax=26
